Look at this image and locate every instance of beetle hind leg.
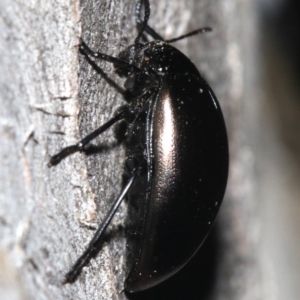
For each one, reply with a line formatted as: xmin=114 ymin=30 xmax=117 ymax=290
xmin=64 ymin=168 xmax=137 ymax=284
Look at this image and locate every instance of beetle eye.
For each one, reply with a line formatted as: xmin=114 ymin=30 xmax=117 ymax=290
xmin=115 ymin=66 xmax=130 ymax=78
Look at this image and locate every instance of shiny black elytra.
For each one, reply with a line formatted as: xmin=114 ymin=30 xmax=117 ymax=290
xmin=49 ymin=0 xmax=229 ymax=293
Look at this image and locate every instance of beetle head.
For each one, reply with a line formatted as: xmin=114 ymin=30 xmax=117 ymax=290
xmin=115 ymin=44 xmax=158 ymax=97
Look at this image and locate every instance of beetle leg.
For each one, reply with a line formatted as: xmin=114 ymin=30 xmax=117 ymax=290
xmin=63 ymin=169 xmax=137 ymax=284
xmin=48 ymin=106 xmax=131 ymax=167
xmin=80 ymin=39 xmax=143 ymax=75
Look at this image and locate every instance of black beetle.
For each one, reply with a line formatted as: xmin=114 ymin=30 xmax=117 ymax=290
xmin=49 ymin=0 xmax=229 ymax=293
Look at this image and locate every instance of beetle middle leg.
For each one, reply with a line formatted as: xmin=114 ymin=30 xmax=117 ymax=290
xmin=48 ymin=106 xmax=132 ymax=166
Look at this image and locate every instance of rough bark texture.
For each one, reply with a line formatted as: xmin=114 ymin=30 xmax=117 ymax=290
xmin=1 ymin=0 xmax=299 ymax=300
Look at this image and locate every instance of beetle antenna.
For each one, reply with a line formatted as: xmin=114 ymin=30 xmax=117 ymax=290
xmin=166 ymin=27 xmax=212 ymax=43
xmin=135 ymin=3 xmax=212 ymax=44
xmin=135 ymin=0 xmax=164 ymax=41
xmin=135 ymin=0 xmax=150 ymax=46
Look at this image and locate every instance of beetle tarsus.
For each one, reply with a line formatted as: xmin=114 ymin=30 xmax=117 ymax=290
xmin=48 ymin=145 xmax=78 ymax=167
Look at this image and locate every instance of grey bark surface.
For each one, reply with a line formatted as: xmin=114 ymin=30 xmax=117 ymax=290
xmin=1 ymin=0 xmax=299 ymax=300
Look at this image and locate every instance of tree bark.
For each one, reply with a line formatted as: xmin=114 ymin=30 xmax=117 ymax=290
xmin=2 ymin=0 xmax=298 ymax=300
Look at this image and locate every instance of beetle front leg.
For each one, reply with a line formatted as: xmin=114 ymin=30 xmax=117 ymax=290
xmin=48 ymin=106 xmax=131 ymax=167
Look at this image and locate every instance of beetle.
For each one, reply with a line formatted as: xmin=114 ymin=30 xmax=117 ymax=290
xmin=49 ymin=0 xmax=229 ymax=293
